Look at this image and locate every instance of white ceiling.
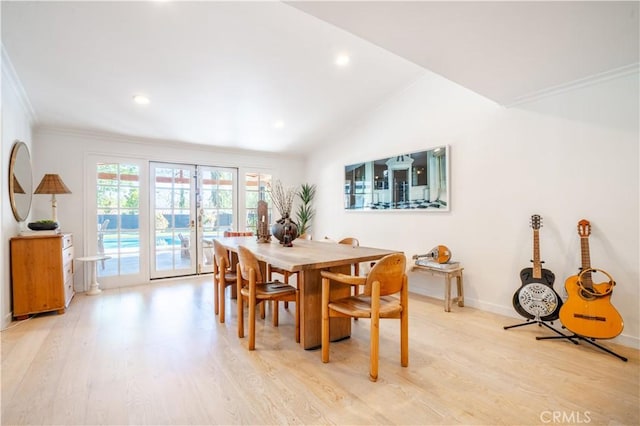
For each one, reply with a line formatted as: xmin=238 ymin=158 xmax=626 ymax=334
xmin=290 ymin=1 xmax=640 ymax=106
xmin=2 ymin=1 xmax=638 ymax=155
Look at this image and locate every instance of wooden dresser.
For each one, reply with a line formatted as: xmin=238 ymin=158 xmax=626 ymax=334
xmin=10 ymin=233 xmax=75 ymax=320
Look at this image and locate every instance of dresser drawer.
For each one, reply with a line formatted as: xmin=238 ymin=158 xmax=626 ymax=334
xmin=63 ymin=253 xmax=74 ymax=284
xmin=63 ymin=245 xmax=74 ymax=268
xmin=62 ymin=234 xmax=73 ymax=250
xmin=64 ymin=276 xmax=75 ymax=307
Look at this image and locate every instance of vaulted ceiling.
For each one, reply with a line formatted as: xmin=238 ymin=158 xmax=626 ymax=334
xmin=2 ymin=1 xmax=638 ymax=155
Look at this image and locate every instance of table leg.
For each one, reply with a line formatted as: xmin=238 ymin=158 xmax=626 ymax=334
xmin=86 ymin=260 xmax=102 ymax=296
xmin=444 ymin=275 xmax=452 ymax=312
xmin=299 ymin=265 xmax=351 ymax=349
xmin=457 ymin=274 xmax=465 ymax=307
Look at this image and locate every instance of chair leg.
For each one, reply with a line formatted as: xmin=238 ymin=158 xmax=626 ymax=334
xmin=370 ymin=282 xmax=381 ymax=382
xmin=353 ymin=263 xmax=360 ymax=295
xmin=401 ymin=277 xmax=409 ymax=367
xmin=249 ymin=298 xmax=256 ymax=351
xmin=237 ymin=294 xmax=244 ymax=338
xmin=370 ymin=312 xmax=380 ymax=382
xmin=213 ymin=275 xmax=219 ymax=315
xmin=219 ymin=281 xmax=226 ymax=323
xmin=273 ymin=301 xmax=279 ymax=326
xmin=401 ymin=309 xmax=409 ymax=367
xmin=284 ymin=272 xmax=290 ymax=309
xmin=352 ymin=264 xmax=359 ymax=320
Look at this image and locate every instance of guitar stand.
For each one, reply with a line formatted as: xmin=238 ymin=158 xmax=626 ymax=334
xmin=536 ymin=332 xmax=628 ymax=362
xmin=504 ymin=319 xmax=579 ymax=343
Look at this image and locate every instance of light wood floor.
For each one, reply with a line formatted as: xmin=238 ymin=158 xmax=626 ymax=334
xmin=2 ymin=276 xmax=638 ymax=425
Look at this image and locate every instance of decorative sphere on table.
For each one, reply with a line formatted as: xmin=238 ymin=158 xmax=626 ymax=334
xmin=271 ymin=216 xmax=298 ymax=245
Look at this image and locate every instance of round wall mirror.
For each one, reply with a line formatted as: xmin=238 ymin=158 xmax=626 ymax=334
xmin=9 ymin=141 xmax=33 ymax=222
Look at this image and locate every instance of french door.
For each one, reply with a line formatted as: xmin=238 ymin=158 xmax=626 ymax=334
xmin=150 ymin=163 xmax=196 ymax=278
xmin=150 ymin=162 xmax=237 ymax=279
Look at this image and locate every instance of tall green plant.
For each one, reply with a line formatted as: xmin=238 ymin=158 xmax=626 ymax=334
xmin=296 ymin=183 xmax=316 ymax=235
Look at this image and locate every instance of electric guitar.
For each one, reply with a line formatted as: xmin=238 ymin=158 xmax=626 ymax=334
xmin=512 ymin=215 xmax=562 ymax=321
xmin=559 ymin=220 xmax=623 ymax=339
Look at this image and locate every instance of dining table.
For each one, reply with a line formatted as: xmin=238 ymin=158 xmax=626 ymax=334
xmin=216 ymin=236 xmax=401 ymax=349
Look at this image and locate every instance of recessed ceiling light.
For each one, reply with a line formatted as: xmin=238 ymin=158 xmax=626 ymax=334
xmin=132 ymin=94 xmax=150 ymax=105
xmin=335 ymin=53 xmax=350 ymax=67
xmin=273 ymin=120 xmax=284 ymax=129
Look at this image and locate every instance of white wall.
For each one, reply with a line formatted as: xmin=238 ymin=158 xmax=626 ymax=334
xmin=1 ymin=50 xmax=35 ymax=329
xmin=306 ymin=70 xmax=640 ymax=348
xmin=30 ymin=128 xmax=305 ymax=291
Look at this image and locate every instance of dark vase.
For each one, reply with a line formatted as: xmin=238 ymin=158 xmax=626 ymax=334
xmin=271 ymin=216 xmax=299 ymax=246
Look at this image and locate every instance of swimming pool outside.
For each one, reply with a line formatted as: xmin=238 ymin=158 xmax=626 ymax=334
xmin=103 ymin=233 xmax=222 ymax=249
xmin=103 ymin=235 xmax=180 ymax=250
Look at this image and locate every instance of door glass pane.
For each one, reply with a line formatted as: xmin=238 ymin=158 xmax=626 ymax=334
xmin=201 ymin=168 xmax=235 ymax=237
xmin=153 ymin=166 xmax=194 ymax=275
xmin=198 ymin=167 xmax=236 ymax=272
xmin=97 ymin=163 xmax=140 ymax=277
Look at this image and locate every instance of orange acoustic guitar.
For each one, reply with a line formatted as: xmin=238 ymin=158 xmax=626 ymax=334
xmin=559 ymin=220 xmax=623 ymax=339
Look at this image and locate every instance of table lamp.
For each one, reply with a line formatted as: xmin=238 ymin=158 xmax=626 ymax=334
xmin=34 ymin=173 xmax=71 ymax=223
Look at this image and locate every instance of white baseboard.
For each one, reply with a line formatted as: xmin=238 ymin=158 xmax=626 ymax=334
xmin=3 ymin=311 xmax=14 ymax=330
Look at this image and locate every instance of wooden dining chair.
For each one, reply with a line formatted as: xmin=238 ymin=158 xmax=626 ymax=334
xmin=221 ymin=231 xmax=267 ymax=318
xmin=267 ymin=231 xmax=310 ymax=308
xmin=236 ymin=245 xmax=300 ymax=350
xmin=213 ymin=239 xmax=237 ymax=323
xmin=266 ymin=263 xmax=297 ymax=311
xmin=321 ymin=253 xmax=408 ymax=382
xmin=337 ymin=237 xmax=362 ymax=319
xmin=338 ymin=236 xmax=360 ymax=276
xmin=224 ymin=231 xmax=254 ymax=237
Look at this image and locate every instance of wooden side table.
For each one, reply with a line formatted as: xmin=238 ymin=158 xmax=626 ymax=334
xmin=412 ymin=264 xmax=464 ymax=312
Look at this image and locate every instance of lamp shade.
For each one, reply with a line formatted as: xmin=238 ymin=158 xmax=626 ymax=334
xmin=12 ymin=175 xmax=26 ymax=194
xmin=34 ymin=174 xmax=71 ymax=195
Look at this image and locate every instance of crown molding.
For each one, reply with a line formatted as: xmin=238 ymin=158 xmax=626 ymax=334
xmin=34 ymin=125 xmax=301 ymax=160
xmin=505 ymin=62 xmax=640 ymax=108
xmin=1 ymin=45 xmax=37 ymax=122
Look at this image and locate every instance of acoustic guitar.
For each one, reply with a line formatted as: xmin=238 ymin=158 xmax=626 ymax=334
xmin=559 ymin=220 xmax=623 ymax=339
xmin=512 ymin=215 xmax=562 ymax=321
xmin=413 ymin=245 xmax=451 ymax=264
